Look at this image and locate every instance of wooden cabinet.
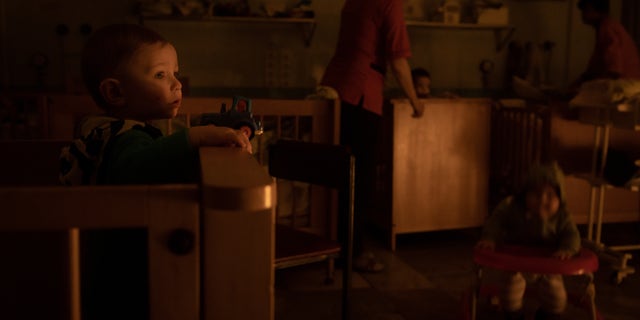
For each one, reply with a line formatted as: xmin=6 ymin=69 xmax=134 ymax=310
xmin=387 ymin=98 xmax=491 ymax=250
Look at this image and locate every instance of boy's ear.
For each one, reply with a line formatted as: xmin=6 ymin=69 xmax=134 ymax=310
xmin=99 ymin=78 xmax=125 ymax=107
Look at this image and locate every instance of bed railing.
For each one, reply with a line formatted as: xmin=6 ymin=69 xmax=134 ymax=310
xmin=39 ymin=93 xmax=339 ymax=236
xmin=489 ymin=101 xmax=551 ymax=209
xmin=0 ymin=141 xmax=275 ymax=320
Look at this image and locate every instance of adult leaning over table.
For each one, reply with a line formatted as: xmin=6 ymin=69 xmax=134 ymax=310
xmin=571 ymin=0 xmax=640 ymax=90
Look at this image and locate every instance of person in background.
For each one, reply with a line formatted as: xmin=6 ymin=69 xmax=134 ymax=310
xmin=412 ymin=67 xmax=432 ymax=98
xmin=572 ymin=0 xmax=640 ymax=89
xmin=321 ymin=0 xmax=424 ymax=273
xmin=412 ymin=67 xmax=459 ymax=99
xmin=59 ymin=23 xmax=251 ymax=319
xmin=476 ymin=163 xmax=581 ymax=320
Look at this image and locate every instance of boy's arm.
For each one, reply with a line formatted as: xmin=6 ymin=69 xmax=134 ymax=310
xmin=104 ymin=129 xmax=199 ymax=184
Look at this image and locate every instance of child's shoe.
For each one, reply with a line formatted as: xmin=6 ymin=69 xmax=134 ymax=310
xmin=353 ymin=252 xmax=385 ymax=273
xmin=504 ymin=309 xmax=525 ymax=320
xmin=534 ymin=308 xmax=565 ymax=320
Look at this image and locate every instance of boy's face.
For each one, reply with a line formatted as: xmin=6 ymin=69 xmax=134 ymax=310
xmin=414 ymin=76 xmax=431 ymax=98
xmin=119 ymin=42 xmax=182 ymax=120
xmin=525 ymin=184 xmax=560 ymax=220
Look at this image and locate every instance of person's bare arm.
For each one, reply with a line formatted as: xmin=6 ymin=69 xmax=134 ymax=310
xmin=390 ymin=57 xmax=424 ymax=118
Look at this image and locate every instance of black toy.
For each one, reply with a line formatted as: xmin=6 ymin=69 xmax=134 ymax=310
xmin=199 ymin=96 xmax=262 ymax=140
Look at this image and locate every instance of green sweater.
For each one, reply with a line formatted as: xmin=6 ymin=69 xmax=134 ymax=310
xmin=60 ymin=116 xmax=199 ymax=185
xmin=480 ymin=197 xmax=581 ymax=255
xmin=102 ymin=127 xmax=198 ymax=184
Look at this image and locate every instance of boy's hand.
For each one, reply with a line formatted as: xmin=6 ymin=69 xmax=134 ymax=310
xmin=189 ymin=125 xmax=253 ymax=154
xmin=552 ymin=250 xmax=574 ymax=260
xmin=475 ymin=240 xmax=495 ymax=251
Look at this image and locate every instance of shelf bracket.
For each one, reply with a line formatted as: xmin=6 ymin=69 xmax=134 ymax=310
xmin=301 ymin=21 xmax=316 ymax=47
xmin=494 ymin=27 xmax=515 ymax=52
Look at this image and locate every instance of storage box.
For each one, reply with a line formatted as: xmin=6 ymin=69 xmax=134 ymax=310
xmin=476 ymin=6 xmax=509 ymax=25
xmin=443 ymin=0 xmax=461 ymax=24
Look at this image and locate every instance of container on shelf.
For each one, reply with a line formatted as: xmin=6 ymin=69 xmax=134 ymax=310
xmin=443 ymin=0 xmax=461 ymax=24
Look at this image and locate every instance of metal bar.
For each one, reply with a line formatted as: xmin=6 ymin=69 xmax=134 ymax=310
xmin=587 ymin=185 xmax=597 ymax=241
xmin=586 ymin=125 xmax=603 ymax=241
xmin=595 ymin=124 xmax=611 ymax=244
xmin=609 ymin=244 xmax=640 ymax=251
xmin=595 ymin=185 xmax=606 ymax=244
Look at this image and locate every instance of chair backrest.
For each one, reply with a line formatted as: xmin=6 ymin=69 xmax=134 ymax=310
xmin=268 ymin=139 xmax=353 ymax=191
xmin=268 ymin=139 xmax=354 ymax=320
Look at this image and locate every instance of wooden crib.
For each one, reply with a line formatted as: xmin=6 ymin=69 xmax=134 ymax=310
xmin=0 ymin=92 xmax=340 ymax=320
xmin=0 ymin=141 xmax=275 ymax=320
xmin=489 ymin=101 xmax=551 ymax=209
xmin=42 ymin=93 xmax=340 ymax=236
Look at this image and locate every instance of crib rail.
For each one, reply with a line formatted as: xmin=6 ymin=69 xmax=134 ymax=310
xmin=0 ymin=141 xmax=275 ymax=320
xmin=42 ymin=93 xmax=339 ymax=235
xmin=489 ymin=102 xmax=551 ymax=208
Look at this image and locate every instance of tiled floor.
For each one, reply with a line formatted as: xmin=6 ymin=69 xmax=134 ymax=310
xmin=275 ymin=223 xmax=640 ymax=320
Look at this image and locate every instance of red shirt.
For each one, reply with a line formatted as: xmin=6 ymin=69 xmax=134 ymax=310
xmin=321 ymin=0 xmax=412 ymax=115
xmin=587 ymin=17 xmax=640 ymax=80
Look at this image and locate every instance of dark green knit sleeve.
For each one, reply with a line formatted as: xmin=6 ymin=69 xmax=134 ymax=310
xmin=557 ymin=211 xmax=581 ymax=255
xmin=480 ymin=197 xmax=513 ymax=242
xmin=102 ymin=128 xmax=199 ymax=184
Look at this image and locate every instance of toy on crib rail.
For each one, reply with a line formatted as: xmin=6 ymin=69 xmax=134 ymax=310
xmin=199 ymin=96 xmax=263 ymax=140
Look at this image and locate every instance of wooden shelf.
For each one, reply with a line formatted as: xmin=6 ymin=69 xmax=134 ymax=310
xmin=140 ymin=15 xmax=317 ymax=47
xmin=405 ymin=20 xmax=515 ymax=52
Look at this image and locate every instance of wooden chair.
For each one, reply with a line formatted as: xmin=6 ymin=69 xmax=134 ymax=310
xmin=269 ymin=139 xmax=354 ymax=320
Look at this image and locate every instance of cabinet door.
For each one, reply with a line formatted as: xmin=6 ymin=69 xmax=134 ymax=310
xmin=392 ymin=99 xmax=490 ymax=235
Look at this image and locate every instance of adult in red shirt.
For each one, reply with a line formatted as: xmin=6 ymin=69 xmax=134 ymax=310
xmin=321 ymin=0 xmax=424 ymax=272
xmin=573 ymin=0 xmax=640 ymax=87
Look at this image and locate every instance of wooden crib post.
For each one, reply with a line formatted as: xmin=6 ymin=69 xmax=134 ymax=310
xmin=1 ymin=140 xmax=275 ymax=320
xmin=147 ymin=186 xmax=200 ymax=320
xmin=199 ymin=147 xmax=276 ymax=320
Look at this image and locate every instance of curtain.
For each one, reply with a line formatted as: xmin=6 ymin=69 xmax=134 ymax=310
xmin=621 ymin=0 xmax=640 ymax=47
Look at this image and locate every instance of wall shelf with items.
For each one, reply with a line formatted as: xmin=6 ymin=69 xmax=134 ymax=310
xmin=139 ymin=15 xmax=317 ymax=47
xmin=405 ymin=21 xmax=516 ymax=52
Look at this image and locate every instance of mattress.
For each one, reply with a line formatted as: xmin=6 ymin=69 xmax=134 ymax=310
xmin=569 ymin=79 xmax=640 ymax=129
xmin=570 ymin=78 xmax=640 ymax=106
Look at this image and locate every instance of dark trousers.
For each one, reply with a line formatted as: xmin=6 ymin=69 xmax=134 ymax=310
xmin=339 ymin=100 xmax=382 ymax=257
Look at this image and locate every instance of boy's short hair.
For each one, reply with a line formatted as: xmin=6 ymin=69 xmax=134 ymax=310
xmin=81 ymin=24 xmax=169 ymax=109
xmin=411 ymin=67 xmax=431 ymax=80
xmin=577 ymin=0 xmax=609 ymax=13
